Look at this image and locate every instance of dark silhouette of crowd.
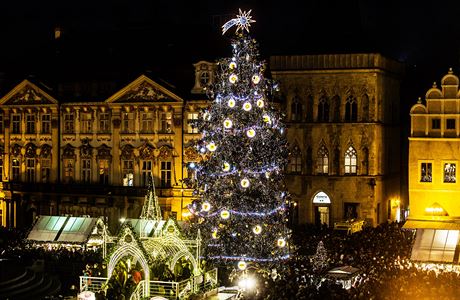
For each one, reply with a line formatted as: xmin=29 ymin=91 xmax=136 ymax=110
xmin=254 ymin=222 xmax=460 ymax=300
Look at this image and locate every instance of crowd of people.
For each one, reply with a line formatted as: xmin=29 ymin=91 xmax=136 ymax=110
xmin=256 ymin=222 xmax=460 ymax=300
xmin=3 ymin=222 xmax=460 ymax=299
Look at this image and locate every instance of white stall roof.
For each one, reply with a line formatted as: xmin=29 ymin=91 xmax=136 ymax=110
xmin=27 ymin=216 xmax=98 ymax=244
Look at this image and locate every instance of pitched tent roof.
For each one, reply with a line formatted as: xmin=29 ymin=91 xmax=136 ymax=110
xmin=27 ymin=215 xmax=98 ymax=244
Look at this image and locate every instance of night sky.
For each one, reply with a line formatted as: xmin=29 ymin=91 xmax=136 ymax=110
xmin=1 ymin=0 xmax=460 ymax=102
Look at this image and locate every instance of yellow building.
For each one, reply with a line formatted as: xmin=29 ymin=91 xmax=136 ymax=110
xmin=270 ymin=53 xmax=403 ymax=226
xmin=406 ymin=68 xmax=460 ymax=264
xmin=0 ymin=62 xmax=213 ymax=230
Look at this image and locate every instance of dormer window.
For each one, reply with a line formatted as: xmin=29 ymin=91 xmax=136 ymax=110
xmin=192 ymin=61 xmax=216 ymax=94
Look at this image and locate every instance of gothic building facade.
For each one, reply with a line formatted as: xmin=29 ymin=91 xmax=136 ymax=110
xmin=270 ymin=54 xmax=403 ymax=226
xmin=0 ymin=61 xmax=214 ymax=230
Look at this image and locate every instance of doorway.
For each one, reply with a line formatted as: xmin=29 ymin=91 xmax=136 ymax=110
xmin=314 ymin=206 xmax=330 ymax=227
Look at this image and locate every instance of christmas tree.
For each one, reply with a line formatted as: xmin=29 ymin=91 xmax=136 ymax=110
xmin=312 ymin=241 xmax=329 ymax=273
xmin=188 ymin=10 xmax=290 ymax=271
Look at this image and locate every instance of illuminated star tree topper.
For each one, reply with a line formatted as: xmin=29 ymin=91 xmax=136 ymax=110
xmin=222 ymin=9 xmax=256 ymax=35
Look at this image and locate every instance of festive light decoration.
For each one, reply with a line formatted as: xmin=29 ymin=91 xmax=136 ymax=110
xmin=228 ymin=99 xmax=236 ymax=108
xmin=246 ymin=129 xmax=256 ymax=138
xmin=277 ymin=238 xmax=286 ymax=248
xmin=224 ymin=119 xmax=233 ymax=129
xmin=202 ymin=202 xmax=211 ymax=212
xmin=206 ymin=142 xmax=217 ymax=152
xmin=238 ymin=261 xmax=247 ymax=270
xmin=242 ymin=102 xmax=252 ymax=111
xmin=222 ymin=9 xmax=256 ymax=35
xmin=187 ymin=10 xmax=290 ymax=269
xmin=240 ymin=178 xmax=250 ymax=188
xmin=229 ymin=74 xmax=238 ymax=84
xmin=220 ymin=210 xmax=231 ymax=220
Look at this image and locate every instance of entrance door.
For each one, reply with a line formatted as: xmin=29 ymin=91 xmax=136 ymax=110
xmin=314 ymin=206 xmax=330 ymax=226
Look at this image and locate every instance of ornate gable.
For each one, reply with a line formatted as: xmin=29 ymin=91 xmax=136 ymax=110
xmin=106 ymin=75 xmax=183 ymax=104
xmin=0 ymin=80 xmax=58 ymax=105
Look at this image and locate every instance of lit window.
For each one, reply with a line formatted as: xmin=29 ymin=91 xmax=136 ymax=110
xmin=12 ymin=158 xmax=20 ymax=181
xmin=187 ymin=112 xmax=199 ymax=133
xmin=420 ymin=162 xmax=432 ymax=182
xmin=344 ymin=146 xmax=357 ymax=174
xmin=41 ymin=114 xmax=51 ymax=134
xmin=444 ymin=163 xmax=456 ymax=183
xmin=187 ymin=162 xmax=197 ymax=181
xmin=160 ymin=112 xmax=172 ymax=133
xmin=161 ymin=161 xmax=172 ymax=187
xmin=122 ymin=160 xmax=134 ymax=186
xmin=446 ymin=119 xmax=456 ymax=130
xmin=289 ymin=154 xmax=302 ymax=173
xmin=99 ymin=159 xmax=109 ymax=184
xmin=63 ymin=159 xmax=74 ymax=183
xmin=432 ymin=119 xmax=441 ymax=129
xmin=317 ymin=145 xmax=329 ymax=174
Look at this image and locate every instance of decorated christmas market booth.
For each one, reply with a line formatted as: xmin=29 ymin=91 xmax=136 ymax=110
xmin=79 ymin=179 xmax=217 ymax=299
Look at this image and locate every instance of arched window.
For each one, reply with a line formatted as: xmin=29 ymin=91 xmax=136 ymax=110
xmin=332 ymin=95 xmax=341 ymax=122
xmin=289 ymin=146 xmax=302 ymax=173
xmin=362 ymin=94 xmax=369 ymax=122
xmin=317 ymin=96 xmax=330 ymax=122
xmin=291 ymin=96 xmax=303 ymax=122
xmin=306 ymin=95 xmax=314 ymax=122
xmin=345 ymin=96 xmax=357 ymax=122
xmin=344 ymin=146 xmax=357 ymax=174
xmin=316 ymin=145 xmax=329 ymax=174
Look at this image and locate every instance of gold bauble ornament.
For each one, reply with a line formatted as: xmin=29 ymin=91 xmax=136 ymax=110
xmin=229 ymin=62 xmax=237 ymax=69
xmin=224 ymin=119 xmax=233 ymax=129
xmin=252 ymin=74 xmax=261 ymax=84
xmin=229 ymin=74 xmax=238 ymax=84
xmin=238 ymin=261 xmax=247 ymax=270
xmin=220 ymin=210 xmax=230 ymax=220
xmin=243 ymin=102 xmax=252 ymax=111
xmin=253 ymin=225 xmax=262 ymax=235
xmin=228 ymin=99 xmax=236 ymax=108
xmin=222 ymin=162 xmax=231 ymax=172
xmin=206 ymin=142 xmax=217 ymax=152
xmin=241 ymin=178 xmax=250 ymax=188
xmin=277 ymin=238 xmax=286 ymax=248
xmin=202 ymin=202 xmax=211 ymax=212
xmin=246 ymin=129 xmax=256 ymax=138
xmin=257 ymin=99 xmax=264 ymax=108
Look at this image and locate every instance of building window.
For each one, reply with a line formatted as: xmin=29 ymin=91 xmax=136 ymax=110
xmin=82 ymin=159 xmax=91 ymax=184
xmin=99 ymin=159 xmax=109 ymax=184
xmin=122 ymin=160 xmax=134 ymax=186
xmin=344 ymin=146 xmax=357 ymax=174
xmin=41 ymin=114 xmax=51 ymax=134
xmin=99 ymin=112 xmax=110 ymax=133
xmin=317 ymin=145 xmax=329 ymax=174
xmin=160 ymin=112 xmax=172 ymax=133
xmin=81 ymin=112 xmax=92 ymax=133
xmin=0 ymin=158 xmax=3 ymax=181
xmin=291 ymin=96 xmax=303 ymax=122
xmin=444 ymin=163 xmax=456 ymax=183
xmin=141 ymin=112 xmax=154 ymax=133
xmin=432 ymin=119 xmax=441 ymax=129
xmin=420 ymin=162 xmax=432 ymax=182
xmin=41 ymin=158 xmax=50 ymax=183
xmin=26 ymin=113 xmax=36 ymax=134
xmin=12 ymin=158 xmax=20 ymax=182
xmin=200 ymin=72 xmax=210 ymax=86
xmin=446 ymin=119 xmax=456 ymax=130
xmin=317 ymin=97 xmax=329 ymax=122
xmin=187 ymin=112 xmax=199 ymax=133
xmin=141 ymin=160 xmax=153 ymax=186
xmin=64 ymin=113 xmax=74 ymax=133
xmin=63 ymin=159 xmax=74 ymax=183
xmin=160 ymin=161 xmax=172 ymax=187
xmin=289 ymin=152 xmax=302 ymax=173
xmin=345 ymin=96 xmax=357 ymax=122
xmin=122 ymin=112 xmax=135 ymax=133
xmin=26 ymin=158 xmax=35 ymax=183
xmin=12 ymin=114 xmax=21 ymax=134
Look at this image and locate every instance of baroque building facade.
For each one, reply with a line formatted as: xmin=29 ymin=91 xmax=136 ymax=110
xmin=0 ymin=61 xmax=214 ymax=230
xmin=270 ymin=53 xmax=403 ymax=226
xmin=405 ymin=69 xmax=460 ymax=263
